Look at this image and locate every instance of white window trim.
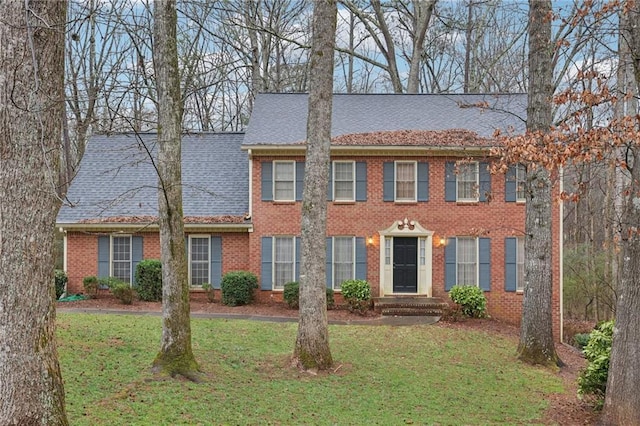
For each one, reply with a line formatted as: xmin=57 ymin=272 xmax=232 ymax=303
xmin=332 ymin=236 xmax=356 ymax=290
xmin=272 ymin=236 xmax=296 ymax=290
xmin=456 ymin=161 xmax=479 ymax=202
xmin=515 ymin=164 xmax=526 ymax=203
xmin=188 ymin=235 xmax=210 ymax=287
xmin=110 ymin=235 xmax=132 ymax=284
xmin=395 ymin=160 xmax=417 ymax=202
xmin=332 ymin=161 xmax=356 ymax=202
xmin=273 ymin=160 xmax=296 ymax=202
xmin=516 ymin=236 xmax=525 ymax=292
xmin=456 ymin=237 xmax=479 ymax=287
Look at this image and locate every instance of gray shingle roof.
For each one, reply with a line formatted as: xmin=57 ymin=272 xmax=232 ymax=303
xmin=57 ymin=132 xmax=248 ymax=224
xmin=243 ymin=93 xmax=527 ymax=145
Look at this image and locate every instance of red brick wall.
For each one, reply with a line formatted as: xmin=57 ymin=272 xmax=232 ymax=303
xmin=250 ymin=155 xmax=563 ymax=339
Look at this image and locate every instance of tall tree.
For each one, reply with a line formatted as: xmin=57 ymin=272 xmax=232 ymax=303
xmin=293 ymin=0 xmax=337 ymax=370
xmin=516 ymin=0 xmax=561 ymax=367
xmin=601 ymin=2 xmax=640 ymax=423
xmin=0 ymin=1 xmax=69 ymax=424
xmin=152 ymin=0 xmax=199 ymax=380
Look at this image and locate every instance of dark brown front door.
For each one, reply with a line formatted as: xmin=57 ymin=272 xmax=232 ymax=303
xmin=393 ymin=237 xmax=418 ymax=293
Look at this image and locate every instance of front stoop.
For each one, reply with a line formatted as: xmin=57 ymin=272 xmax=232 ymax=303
xmin=374 ymin=296 xmax=448 ymax=317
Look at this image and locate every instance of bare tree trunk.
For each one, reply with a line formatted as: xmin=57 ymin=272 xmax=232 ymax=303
xmin=293 ymin=0 xmax=337 ymax=371
xmin=152 ymin=0 xmax=199 ymax=380
xmin=0 ymin=1 xmax=69 ymax=424
xmin=406 ymin=0 xmax=436 ymax=94
xmin=601 ymin=2 xmax=640 ymax=423
xmin=517 ymin=0 xmax=561 ymax=367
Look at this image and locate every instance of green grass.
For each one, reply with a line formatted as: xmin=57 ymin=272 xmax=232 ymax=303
xmin=57 ymin=314 xmax=563 ymax=425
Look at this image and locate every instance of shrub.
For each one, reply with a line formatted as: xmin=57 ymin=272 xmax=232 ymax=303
xmin=449 ymin=285 xmax=487 ymax=318
xmin=221 ymin=271 xmax=258 ymax=306
xmin=201 ymin=283 xmax=216 ymax=303
xmin=283 ymin=282 xmax=335 ymax=310
xmin=578 ymin=320 xmax=613 ymax=405
xmin=573 ymin=333 xmax=592 ymax=350
xmin=340 ymin=279 xmax=372 ymax=314
xmin=134 ymin=259 xmax=162 ymax=301
xmin=107 ymin=278 xmax=136 ymax=305
xmin=83 ymin=276 xmax=99 ymax=298
xmin=54 ymin=269 xmax=68 ymax=299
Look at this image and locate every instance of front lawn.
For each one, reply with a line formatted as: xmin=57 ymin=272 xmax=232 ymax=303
xmin=57 ymin=314 xmax=562 ymax=425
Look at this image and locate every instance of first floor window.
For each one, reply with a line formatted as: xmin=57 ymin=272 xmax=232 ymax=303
xmin=112 ymin=236 xmax=131 ymax=283
xmin=457 ymin=237 xmax=477 ymax=286
xmin=516 ymin=237 xmax=525 ymax=291
xmin=274 ymin=237 xmax=295 ymax=289
xmin=333 ymin=237 xmax=354 ymax=290
xmin=457 ymin=162 xmax=478 ymax=201
xmin=190 ymin=236 xmax=210 ymax=286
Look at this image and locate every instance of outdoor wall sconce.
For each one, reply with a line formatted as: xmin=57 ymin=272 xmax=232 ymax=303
xmin=433 ymin=235 xmax=448 ymax=248
xmin=367 ymin=236 xmax=375 ymax=246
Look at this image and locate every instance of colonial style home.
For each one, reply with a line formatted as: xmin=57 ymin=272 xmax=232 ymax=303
xmin=57 ymin=93 xmax=563 ymax=339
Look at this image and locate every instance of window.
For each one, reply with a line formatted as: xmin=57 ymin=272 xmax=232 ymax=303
xmin=457 ymin=237 xmax=477 ymax=286
xmin=516 ymin=237 xmax=525 ymax=291
xmin=457 ymin=162 xmax=478 ymax=201
xmin=396 ymin=161 xmax=416 ymax=201
xmin=333 ymin=237 xmax=354 ymax=290
xmin=515 ymin=164 xmax=526 ymax=201
xmin=333 ymin=161 xmax=355 ymax=201
xmin=273 ymin=161 xmax=295 ymax=201
xmin=274 ymin=237 xmax=295 ymax=289
xmin=112 ymin=236 xmax=131 ymax=283
xmin=385 ymin=238 xmax=391 ymax=265
xmin=189 ymin=236 xmax=210 ymax=286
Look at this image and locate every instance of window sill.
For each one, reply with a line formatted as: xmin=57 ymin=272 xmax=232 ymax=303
xmin=332 ymin=200 xmax=356 ymax=205
xmin=456 ymin=200 xmax=479 ymax=205
xmin=271 ymin=201 xmax=297 ymax=205
xmin=394 ymin=200 xmax=418 ymax=205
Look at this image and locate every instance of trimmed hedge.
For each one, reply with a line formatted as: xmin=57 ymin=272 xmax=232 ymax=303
xmin=283 ymin=281 xmax=335 ymax=309
xmin=221 ymin=271 xmax=258 ymax=306
xmin=135 ymin=259 xmax=162 ymax=301
xmin=54 ymin=269 xmax=68 ymax=299
xmin=449 ymin=285 xmax=487 ymax=318
xmin=341 ymin=279 xmax=372 ymax=314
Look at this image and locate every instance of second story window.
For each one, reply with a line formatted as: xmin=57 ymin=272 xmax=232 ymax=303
xmin=333 ymin=161 xmax=355 ymax=201
xmin=457 ymin=162 xmax=479 ymax=201
xmin=396 ymin=161 xmax=416 ymax=202
xmin=274 ymin=161 xmax=295 ymax=201
xmin=515 ymin=164 xmax=526 ymax=201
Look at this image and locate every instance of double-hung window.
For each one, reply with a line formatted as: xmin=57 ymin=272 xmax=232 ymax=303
xmin=516 ymin=237 xmax=525 ymax=291
xmin=333 ymin=237 xmax=354 ymax=290
xmin=111 ymin=236 xmax=132 ymax=283
xmin=333 ymin=161 xmax=355 ymax=201
xmin=274 ymin=236 xmax=295 ymax=289
xmin=456 ymin=237 xmax=477 ymax=286
xmin=395 ymin=161 xmax=416 ymax=202
xmin=457 ymin=162 xmax=479 ymax=201
xmin=515 ymin=164 xmax=526 ymax=202
xmin=274 ymin=161 xmax=295 ymax=201
xmin=189 ymin=236 xmax=210 ymax=286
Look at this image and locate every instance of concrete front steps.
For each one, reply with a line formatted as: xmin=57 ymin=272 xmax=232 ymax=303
xmin=373 ymin=296 xmax=448 ymax=317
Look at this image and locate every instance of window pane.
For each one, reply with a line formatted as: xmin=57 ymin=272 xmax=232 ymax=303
xmin=457 ymin=163 xmax=478 ymax=200
xmin=274 ymin=162 xmax=295 ymax=201
xmin=396 ymin=162 xmax=415 ymax=201
xmin=112 ymin=236 xmax=131 ymax=283
xmin=457 ymin=238 xmax=477 ymax=286
xmin=333 ymin=237 xmax=354 ymax=290
xmin=190 ymin=237 xmax=209 ymax=286
xmin=274 ymin=237 xmax=294 ymax=289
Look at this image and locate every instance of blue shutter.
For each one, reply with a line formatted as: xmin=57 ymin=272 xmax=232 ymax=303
xmin=417 ymin=162 xmax=429 ymax=202
xmin=356 ymin=162 xmax=367 ymax=201
xmin=326 ymin=237 xmax=333 ymax=288
xmin=210 ymin=236 xmax=222 ymax=289
xmin=132 ymin=236 xmax=143 ymax=285
xmin=355 ymin=237 xmax=367 ymax=280
xmin=445 ymin=238 xmax=456 ymax=291
xmin=479 ymin=162 xmax=491 ymax=202
xmin=505 ymin=165 xmax=517 ymax=202
xmin=479 ymin=237 xmax=491 ymax=291
xmin=327 ymin=162 xmax=333 ymax=201
xmin=505 ymin=238 xmax=517 ymax=292
xmin=445 ymin=162 xmax=456 ymax=202
xmin=296 ymin=162 xmax=305 ymax=201
xmin=98 ymin=236 xmax=110 ymax=278
xmin=261 ymin=162 xmax=273 ymax=201
xmin=295 ymin=237 xmax=301 ymax=281
xmin=383 ymin=162 xmax=394 ymax=201
xmin=261 ymin=237 xmax=272 ymax=290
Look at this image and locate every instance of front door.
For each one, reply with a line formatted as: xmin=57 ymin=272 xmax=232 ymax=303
xmin=393 ymin=237 xmax=418 ymax=293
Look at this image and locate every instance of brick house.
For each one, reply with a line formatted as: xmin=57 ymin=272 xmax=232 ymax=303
xmin=57 ymin=93 xmax=563 ymax=339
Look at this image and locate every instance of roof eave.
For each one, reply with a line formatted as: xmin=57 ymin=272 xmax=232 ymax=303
xmin=242 ymin=144 xmax=497 ymax=156
xmin=57 ymin=222 xmax=254 ymax=232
